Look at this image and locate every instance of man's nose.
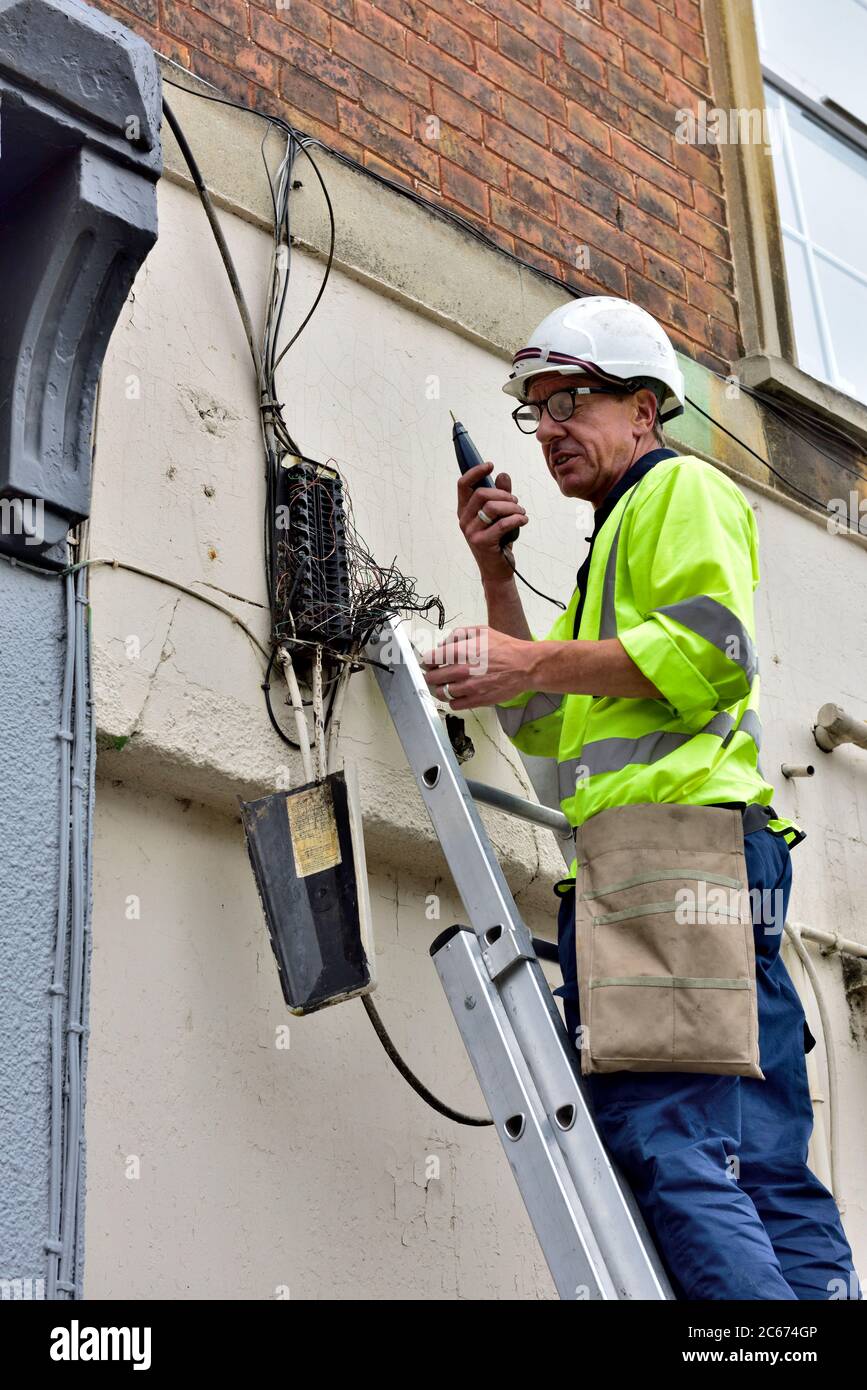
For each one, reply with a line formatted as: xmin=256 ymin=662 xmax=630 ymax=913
xmin=535 ymin=409 xmax=566 ymax=447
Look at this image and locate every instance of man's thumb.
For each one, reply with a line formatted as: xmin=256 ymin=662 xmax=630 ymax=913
xmin=495 ymin=472 xmax=512 ymax=492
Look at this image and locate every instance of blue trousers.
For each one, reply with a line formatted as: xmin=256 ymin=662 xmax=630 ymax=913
xmin=555 ymin=827 xmax=861 ymax=1300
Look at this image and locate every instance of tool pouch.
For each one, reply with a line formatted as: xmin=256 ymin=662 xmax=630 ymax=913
xmin=574 ymin=803 xmax=763 ymax=1079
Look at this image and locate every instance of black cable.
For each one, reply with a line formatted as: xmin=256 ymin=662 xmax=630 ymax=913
xmin=361 ymin=995 xmax=492 ymax=1126
xmin=687 ymin=396 xmax=866 ymax=534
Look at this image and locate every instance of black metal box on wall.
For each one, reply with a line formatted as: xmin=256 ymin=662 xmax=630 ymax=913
xmin=239 ymin=765 xmax=376 ymax=1014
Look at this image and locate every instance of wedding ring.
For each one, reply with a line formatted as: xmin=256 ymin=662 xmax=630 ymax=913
xmin=478 ymin=507 xmax=494 ymax=525
xmin=442 ymin=683 xmax=452 ymax=700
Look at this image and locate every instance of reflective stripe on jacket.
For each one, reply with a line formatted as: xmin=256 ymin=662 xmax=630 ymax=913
xmin=495 ymin=453 xmax=804 ymax=883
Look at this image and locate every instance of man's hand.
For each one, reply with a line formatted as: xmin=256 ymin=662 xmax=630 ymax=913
xmin=421 ymin=625 xmax=536 ymax=709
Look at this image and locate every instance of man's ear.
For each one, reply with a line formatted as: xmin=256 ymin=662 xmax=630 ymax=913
xmin=632 ymin=387 xmax=658 ymax=434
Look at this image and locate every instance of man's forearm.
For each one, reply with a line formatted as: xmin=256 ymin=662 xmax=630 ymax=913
xmin=528 ymin=638 xmax=664 ymax=699
xmin=482 ymin=575 xmax=532 ymax=642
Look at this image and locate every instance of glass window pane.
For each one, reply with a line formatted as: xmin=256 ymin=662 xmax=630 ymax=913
xmin=764 ymin=85 xmax=799 ymax=229
xmin=780 ymin=232 xmax=828 ymax=383
xmin=753 ymin=0 xmax=867 ymax=126
xmin=782 ymin=94 xmax=867 ymax=271
xmin=815 ymin=257 xmax=867 ymax=402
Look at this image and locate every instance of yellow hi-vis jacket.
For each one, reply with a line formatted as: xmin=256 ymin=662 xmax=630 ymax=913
xmin=495 ymin=452 xmax=804 ymax=888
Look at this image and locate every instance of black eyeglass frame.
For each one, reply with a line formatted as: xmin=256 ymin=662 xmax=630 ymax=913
xmin=511 ymin=382 xmax=634 ymax=434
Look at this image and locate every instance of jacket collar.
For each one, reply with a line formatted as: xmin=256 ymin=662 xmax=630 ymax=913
xmin=589 ymin=446 xmax=679 ymax=539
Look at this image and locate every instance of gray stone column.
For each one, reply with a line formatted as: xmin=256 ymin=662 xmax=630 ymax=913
xmin=0 ymin=0 xmax=161 ymax=1296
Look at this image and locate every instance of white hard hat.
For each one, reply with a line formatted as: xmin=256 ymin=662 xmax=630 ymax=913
xmin=502 ymin=295 xmax=685 ymax=422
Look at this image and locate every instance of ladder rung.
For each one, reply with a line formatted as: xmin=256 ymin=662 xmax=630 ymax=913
xmin=465 ymin=779 xmax=572 ymax=837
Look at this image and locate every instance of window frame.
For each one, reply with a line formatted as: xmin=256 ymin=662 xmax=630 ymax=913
xmin=703 ymin=0 xmax=867 ymax=444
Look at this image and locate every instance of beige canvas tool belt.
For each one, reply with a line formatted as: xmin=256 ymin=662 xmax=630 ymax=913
xmin=574 ymin=803 xmax=763 ymax=1079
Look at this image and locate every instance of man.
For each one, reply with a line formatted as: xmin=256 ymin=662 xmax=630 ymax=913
xmin=422 ymin=295 xmax=860 ymax=1301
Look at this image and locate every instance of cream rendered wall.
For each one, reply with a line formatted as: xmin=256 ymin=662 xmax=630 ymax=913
xmin=81 ymin=123 xmax=867 ymax=1296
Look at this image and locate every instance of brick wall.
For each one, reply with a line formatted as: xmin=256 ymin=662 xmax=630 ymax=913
xmin=98 ymin=0 xmax=739 ymax=373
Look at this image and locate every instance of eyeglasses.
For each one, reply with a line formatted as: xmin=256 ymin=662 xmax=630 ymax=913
xmin=511 ymin=384 xmax=622 ymax=434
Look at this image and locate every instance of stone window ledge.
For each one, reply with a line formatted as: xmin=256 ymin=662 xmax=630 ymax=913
xmin=736 ymin=353 xmax=867 ymax=451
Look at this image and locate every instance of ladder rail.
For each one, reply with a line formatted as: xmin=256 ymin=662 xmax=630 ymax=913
xmin=365 ymin=616 xmax=674 ymax=1301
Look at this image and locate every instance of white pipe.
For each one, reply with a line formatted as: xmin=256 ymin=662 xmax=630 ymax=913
xmin=277 ymin=646 xmax=314 ymax=783
xmin=312 ymin=645 xmax=327 ymax=781
xmin=814 ymin=703 xmax=867 ymax=753
xmin=787 ymin=920 xmax=867 ymax=960
xmin=327 ymin=663 xmax=352 ymax=775
xmin=784 ymin=922 xmax=843 ymax=1211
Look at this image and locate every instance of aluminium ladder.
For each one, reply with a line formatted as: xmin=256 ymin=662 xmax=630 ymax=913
xmin=365 ymin=615 xmax=675 ymax=1301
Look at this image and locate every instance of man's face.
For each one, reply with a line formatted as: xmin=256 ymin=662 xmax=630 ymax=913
xmin=526 ymin=372 xmax=657 ymax=508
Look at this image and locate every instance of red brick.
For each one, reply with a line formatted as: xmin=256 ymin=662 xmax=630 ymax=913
xmin=251 ymin=0 xmax=330 ymax=45
xmin=441 ymin=159 xmax=490 ymax=216
xmin=508 ymin=166 xmax=557 ymax=220
xmin=659 ymin=11 xmax=707 ymax=62
xmin=685 ymin=269 xmax=737 ymax=326
xmin=674 ymin=0 xmax=702 ymax=28
xmin=98 ymin=0 xmax=167 ymax=47
xmin=610 ymin=130 xmax=691 ymax=201
xmin=550 ymin=124 xmax=634 ymax=197
xmin=336 ymin=97 xmax=439 ymax=182
xmin=333 ymin=21 xmax=431 ymax=102
xmin=163 ymin=1 xmax=235 ymax=66
xmin=635 ymin=175 xmax=678 ymax=225
xmin=189 ymin=0 xmax=246 ymax=34
xmin=573 ymin=167 xmax=619 ymax=219
xmin=251 ymin=9 xmax=359 ymax=96
xmin=358 ymin=74 xmax=412 ymax=132
xmin=353 ymin=0 xmax=407 ymax=55
xmin=693 ymin=180 xmax=726 ymax=226
xmin=682 ymin=54 xmax=709 ymax=92
xmin=608 ymin=64 xmax=679 ymax=130
xmin=427 ymin=10 xmax=475 ymax=65
xmin=277 ymin=66 xmax=339 ymax=125
xmin=476 ymin=44 xmax=567 ymax=123
xmin=672 ymin=138 xmax=722 ymax=193
xmin=477 ymin=0 xmax=561 ymax=57
xmin=628 ymin=271 xmax=707 ymax=339
xmin=484 ymin=117 xmax=575 ymax=196
xmin=563 ymin=102 xmax=611 ymax=154
xmin=496 ymin=21 xmax=545 ymax=78
xmin=554 ymin=192 xmax=644 ymax=271
xmin=602 ymin=0 xmax=681 ymax=71
xmin=318 ymin=0 xmax=355 ymax=17
xmin=624 ymin=42 xmax=665 ymax=95
xmin=702 ymin=246 xmax=734 ymax=293
xmin=642 ymin=245 xmax=686 ymax=296
xmin=617 ymin=199 xmax=703 ymax=271
xmin=549 ymin=57 xmax=624 ymax=128
xmin=485 ymin=223 xmax=517 ymax=258
xmin=432 ymin=82 xmax=484 ymax=140
xmin=678 ymin=204 xmax=729 ymax=257
xmin=558 ymin=34 xmax=607 ymax=86
xmin=621 ymin=0 xmax=661 ymax=29
xmin=510 ymin=238 xmax=562 ymax=281
xmin=708 ymin=317 xmax=742 ymax=365
xmin=575 ymin=18 xmax=623 ymax=66
xmin=663 ymin=70 xmax=709 ymax=116
xmin=423 ymin=0 xmax=497 ymax=44
xmin=574 ymin=243 xmax=628 ymax=296
xmin=184 ymin=44 xmax=253 ymax=106
xmin=440 ymin=122 xmax=508 ymax=188
xmin=502 ymin=92 xmax=548 ymax=146
xmin=363 ymin=148 xmax=416 ymax=193
xmin=623 ymin=106 xmax=673 ymax=160
xmin=492 ymin=189 xmax=575 ymax=260
xmin=407 ymin=33 xmax=500 ymax=114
